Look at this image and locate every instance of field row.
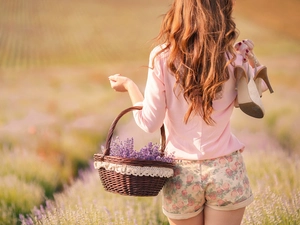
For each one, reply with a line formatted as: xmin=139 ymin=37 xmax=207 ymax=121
xmin=0 ymin=0 xmax=164 ymax=69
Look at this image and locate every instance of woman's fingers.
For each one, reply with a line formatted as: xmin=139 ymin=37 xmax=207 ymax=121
xmin=234 ymin=39 xmax=255 ymax=52
xmin=242 ymin=39 xmax=254 ymax=51
xmin=234 ymin=39 xmax=256 ymax=63
xmin=108 ymin=74 xmax=130 ymax=92
xmin=108 ymin=74 xmax=121 ymax=82
xmin=234 ymin=42 xmax=242 ymax=51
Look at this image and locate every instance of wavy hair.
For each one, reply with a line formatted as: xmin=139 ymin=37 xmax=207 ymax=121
xmin=154 ymin=0 xmax=238 ymax=125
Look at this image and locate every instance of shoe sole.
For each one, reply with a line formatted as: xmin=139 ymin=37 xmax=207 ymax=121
xmin=239 ymin=102 xmax=264 ymax=118
xmin=236 ymin=67 xmax=265 ymax=118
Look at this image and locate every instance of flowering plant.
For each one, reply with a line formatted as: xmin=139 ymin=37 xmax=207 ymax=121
xmin=105 ymin=137 xmax=174 ymax=163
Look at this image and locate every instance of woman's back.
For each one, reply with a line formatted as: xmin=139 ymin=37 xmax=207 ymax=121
xmin=133 ymin=46 xmax=244 ymax=160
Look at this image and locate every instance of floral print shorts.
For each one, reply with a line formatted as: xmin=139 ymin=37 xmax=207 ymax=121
xmin=162 ymin=150 xmax=254 ymax=220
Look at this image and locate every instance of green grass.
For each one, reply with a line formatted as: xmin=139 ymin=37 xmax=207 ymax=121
xmin=0 ymin=200 xmax=18 ymax=225
xmin=0 ymin=175 xmax=44 ymax=216
xmin=0 ymin=147 xmax=60 ymax=197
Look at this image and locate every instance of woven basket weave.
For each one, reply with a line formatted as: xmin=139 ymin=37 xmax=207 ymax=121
xmin=94 ymin=106 xmax=175 ymax=197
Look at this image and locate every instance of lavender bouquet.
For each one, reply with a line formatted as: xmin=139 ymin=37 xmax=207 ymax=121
xmin=105 ymin=137 xmax=174 ymax=163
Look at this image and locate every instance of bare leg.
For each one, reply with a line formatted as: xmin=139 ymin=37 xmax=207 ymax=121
xmin=204 ymin=206 xmax=245 ymax=225
xmin=168 ymin=211 xmax=204 ymax=225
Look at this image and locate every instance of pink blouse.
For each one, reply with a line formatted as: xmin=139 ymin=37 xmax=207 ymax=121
xmin=133 ymin=45 xmax=246 ymax=160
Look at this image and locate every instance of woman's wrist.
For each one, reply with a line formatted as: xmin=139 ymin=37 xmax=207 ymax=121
xmin=248 ymin=52 xmax=261 ymax=68
xmin=124 ymin=79 xmax=136 ymax=91
xmin=126 ymin=80 xmax=144 ymax=105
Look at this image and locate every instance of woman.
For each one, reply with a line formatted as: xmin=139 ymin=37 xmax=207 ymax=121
xmin=109 ymin=0 xmax=271 ymax=224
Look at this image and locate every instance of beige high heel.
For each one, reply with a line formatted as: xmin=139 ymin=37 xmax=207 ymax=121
xmin=254 ymin=65 xmax=274 ymax=97
xmin=235 ymin=62 xmax=265 ymax=118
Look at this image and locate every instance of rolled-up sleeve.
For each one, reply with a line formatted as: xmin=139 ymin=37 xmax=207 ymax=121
xmin=133 ymin=47 xmax=167 ymax=133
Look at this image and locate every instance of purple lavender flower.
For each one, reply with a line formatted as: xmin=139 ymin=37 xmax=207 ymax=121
xmin=33 ymin=206 xmax=43 ymax=220
xmin=109 ymin=137 xmax=174 ymax=163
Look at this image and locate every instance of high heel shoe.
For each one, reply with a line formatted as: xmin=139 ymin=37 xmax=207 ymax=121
xmin=235 ymin=62 xmax=265 ymax=118
xmin=254 ymin=65 xmax=274 ymax=97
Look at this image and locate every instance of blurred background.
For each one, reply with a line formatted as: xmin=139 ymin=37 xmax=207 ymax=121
xmin=0 ymin=0 xmax=299 ymax=224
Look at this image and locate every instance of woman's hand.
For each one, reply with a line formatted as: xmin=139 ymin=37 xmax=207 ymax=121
xmin=234 ymin=39 xmax=254 ymax=56
xmin=242 ymin=39 xmax=254 ymax=52
xmin=109 ymin=74 xmax=133 ymax=92
xmin=108 ymin=74 xmax=144 ymax=105
xmin=234 ymin=39 xmax=260 ymax=67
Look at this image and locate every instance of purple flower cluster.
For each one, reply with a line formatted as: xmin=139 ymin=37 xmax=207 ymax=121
xmin=19 ymin=200 xmax=53 ymax=225
xmin=108 ymin=137 xmax=174 ymax=163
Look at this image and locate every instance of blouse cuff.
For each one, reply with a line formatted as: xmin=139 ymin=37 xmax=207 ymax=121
xmin=133 ymin=102 xmax=143 ymax=107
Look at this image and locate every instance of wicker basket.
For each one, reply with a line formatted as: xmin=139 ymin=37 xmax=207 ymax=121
xmin=94 ymin=106 xmax=175 ymax=197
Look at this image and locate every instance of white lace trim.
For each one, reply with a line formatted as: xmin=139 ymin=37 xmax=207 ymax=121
xmin=94 ymin=161 xmax=174 ymax=178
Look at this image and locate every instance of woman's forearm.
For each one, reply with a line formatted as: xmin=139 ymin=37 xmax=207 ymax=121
xmin=126 ymin=80 xmax=144 ymax=105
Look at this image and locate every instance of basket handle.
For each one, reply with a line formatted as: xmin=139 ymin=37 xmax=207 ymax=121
xmin=101 ymin=106 xmax=166 ymax=159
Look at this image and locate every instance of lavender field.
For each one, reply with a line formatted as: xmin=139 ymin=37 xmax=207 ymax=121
xmin=0 ymin=0 xmax=300 ymax=224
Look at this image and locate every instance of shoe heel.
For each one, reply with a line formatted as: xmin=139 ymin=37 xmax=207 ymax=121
xmin=255 ymin=66 xmax=274 ymax=94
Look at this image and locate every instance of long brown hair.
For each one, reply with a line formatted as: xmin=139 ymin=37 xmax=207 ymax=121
xmin=155 ymin=0 xmax=238 ymax=125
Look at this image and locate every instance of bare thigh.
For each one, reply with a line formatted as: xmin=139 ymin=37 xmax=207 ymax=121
xmin=204 ymin=206 xmax=245 ymax=225
xmin=168 ymin=211 xmax=204 ymax=225
xmin=167 ymin=207 xmax=245 ymax=225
